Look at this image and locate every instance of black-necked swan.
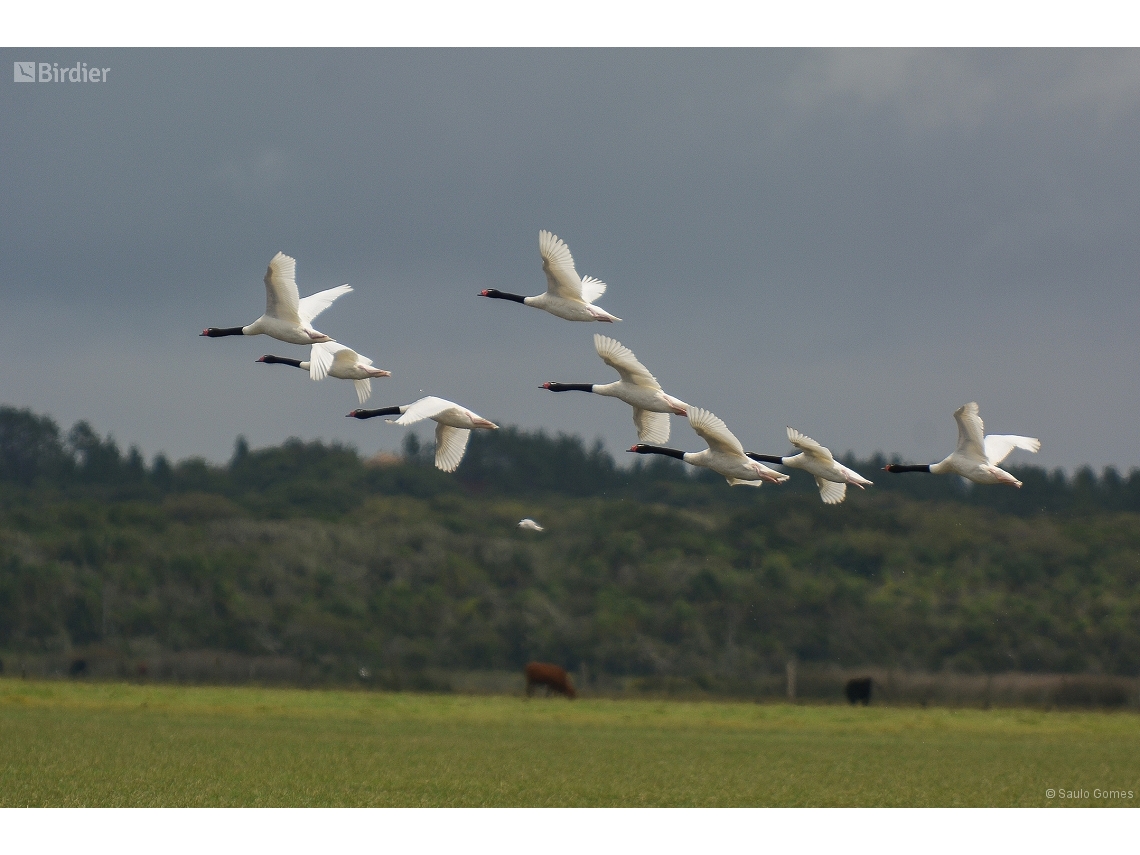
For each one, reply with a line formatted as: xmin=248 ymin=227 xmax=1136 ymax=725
xmin=541 ymin=334 xmax=688 ymax=444
xmin=257 ymin=341 xmax=391 ymax=404
xmin=628 ymin=407 xmax=789 ymax=487
xmin=478 ymin=230 xmax=621 ymax=322
xmin=883 ymin=402 xmax=1041 ymax=487
xmin=747 ymin=427 xmax=873 ymax=504
xmin=347 ymin=396 xmax=499 ymax=473
xmin=201 ymin=251 xmax=352 ymax=345
xmin=518 ymin=519 xmax=545 ymax=531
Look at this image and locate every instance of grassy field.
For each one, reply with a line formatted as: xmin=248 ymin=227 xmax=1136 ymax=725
xmin=0 ymin=678 xmax=1137 ymax=806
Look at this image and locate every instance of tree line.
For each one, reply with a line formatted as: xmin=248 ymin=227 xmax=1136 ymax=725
xmin=1 ymin=404 xmax=1139 ymax=683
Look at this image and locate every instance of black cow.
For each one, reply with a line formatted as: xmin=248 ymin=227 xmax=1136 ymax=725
xmin=845 ymin=676 xmax=872 ymax=705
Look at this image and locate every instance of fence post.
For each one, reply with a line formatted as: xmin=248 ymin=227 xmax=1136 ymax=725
xmin=786 ymin=658 xmax=797 ymax=703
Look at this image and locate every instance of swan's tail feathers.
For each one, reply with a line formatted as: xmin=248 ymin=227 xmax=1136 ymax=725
xmin=840 ymin=464 xmax=874 ymax=488
xmin=985 ymin=465 xmax=1024 ymax=487
xmin=588 ymin=305 xmax=622 ymax=322
xmin=751 ymin=461 xmax=790 ymax=484
xmin=816 ymin=477 xmax=848 ymax=505
xmin=633 ymin=409 xmax=670 ymax=445
xmin=308 ymin=341 xmax=336 ymax=381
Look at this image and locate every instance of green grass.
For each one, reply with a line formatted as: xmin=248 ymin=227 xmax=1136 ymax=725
xmin=1 ymin=678 xmax=1137 ymax=806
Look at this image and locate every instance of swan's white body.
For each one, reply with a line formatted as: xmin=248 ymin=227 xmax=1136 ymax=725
xmin=309 ymin=341 xmax=391 ymax=404
xmin=777 ymin=428 xmax=873 ymax=505
xmin=518 ymin=519 xmax=545 ymax=532
xmin=526 ymin=231 xmax=621 ymax=322
xmin=683 ymin=408 xmax=789 ymax=487
xmin=214 ymin=252 xmax=352 ymax=345
xmin=545 ymin=335 xmax=687 ymax=444
xmin=387 ymin=396 xmax=499 ymax=473
xmin=591 ymin=335 xmax=688 ymax=441
xmin=929 ymin=402 xmax=1041 ymax=486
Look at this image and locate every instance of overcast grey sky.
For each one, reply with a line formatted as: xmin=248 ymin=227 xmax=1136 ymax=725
xmin=2 ymin=49 xmax=1138 ymax=471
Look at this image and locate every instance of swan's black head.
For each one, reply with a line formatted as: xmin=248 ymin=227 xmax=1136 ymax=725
xmin=347 ymin=410 xmax=361 ymax=418
xmin=883 ymin=463 xmax=930 ymax=473
xmin=256 ymin=355 xmax=270 ymax=363
xmin=628 ymin=444 xmax=649 ymax=454
xmin=479 ymin=289 xmax=527 ymax=304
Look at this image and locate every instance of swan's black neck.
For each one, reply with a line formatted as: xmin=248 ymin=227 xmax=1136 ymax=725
xmin=259 ymin=355 xmax=304 ymax=369
xmin=201 ymin=326 xmax=245 ymax=337
xmin=543 ymin=383 xmax=594 ymax=393
xmin=884 ymin=463 xmax=931 ymax=474
xmin=746 ymin=453 xmax=786 ymax=465
xmin=347 ymin=406 xmax=403 ymax=420
xmin=628 ymin=444 xmax=685 ymax=461
xmin=480 ymin=289 xmax=526 ymax=304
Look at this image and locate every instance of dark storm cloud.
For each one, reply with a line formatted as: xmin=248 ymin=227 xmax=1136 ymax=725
xmin=1 ymin=49 xmax=1138 ymax=471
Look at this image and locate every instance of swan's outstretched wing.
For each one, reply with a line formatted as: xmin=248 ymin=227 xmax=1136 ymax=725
xmin=353 ymin=379 xmax=372 ymax=404
xmin=390 ymin=396 xmax=456 ymax=426
xmin=264 ymin=252 xmax=301 ymax=324
xmin=953 ymin=402 xmax=987 ymax=462
xmin=787 ymin=427 xmax=834 ymax=464
xmin=633 ymin=409 xmax=670 ymax=445
xmin=579 ymin=275 xmax=607 ymax=304
xmin=815 ymin=477 xmax=848 ymax=505
xmin=984 ymin=434 xmax=1041 ymax=465
xmin=594 ymin=334 xmax=660 ymax=388
xmin=308 ymin=340 xmax=340 ymax=381
xmin=298 ymin=284 xmax=353 ymax=325
xmin=688 ymin=407 xmax=744 ymax=456
xmin=434 ymin=424 xmax=471 ymax=473
xmin=331 ymin=344 xmax=366 ymax=369
xmin=539 ymin=230 xmax=584 ymax=300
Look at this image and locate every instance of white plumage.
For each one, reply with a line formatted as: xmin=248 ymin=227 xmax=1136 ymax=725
xmin=886 ymin=402 xmax=1041 ymax=487
xmin=202 ymin=252 xmax=353 ymax=345
xmin=387 ymin=396 xmax=499 ymax=473
xmin=542 ymin=334 xmax=688 ymax=444
xmin=478 ymin=231 xmax=621 ymax=322
xmin=629 ymin=408 xmax=788 ymax=488
xmin=749 ymin=428 xmax=873 ymax=505
xmin=308 ymin=341 xmax=391 ymax=404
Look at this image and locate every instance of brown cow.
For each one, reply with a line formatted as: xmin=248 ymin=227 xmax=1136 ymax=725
xmin=525 ymin=661 xmax=577 ymax=699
